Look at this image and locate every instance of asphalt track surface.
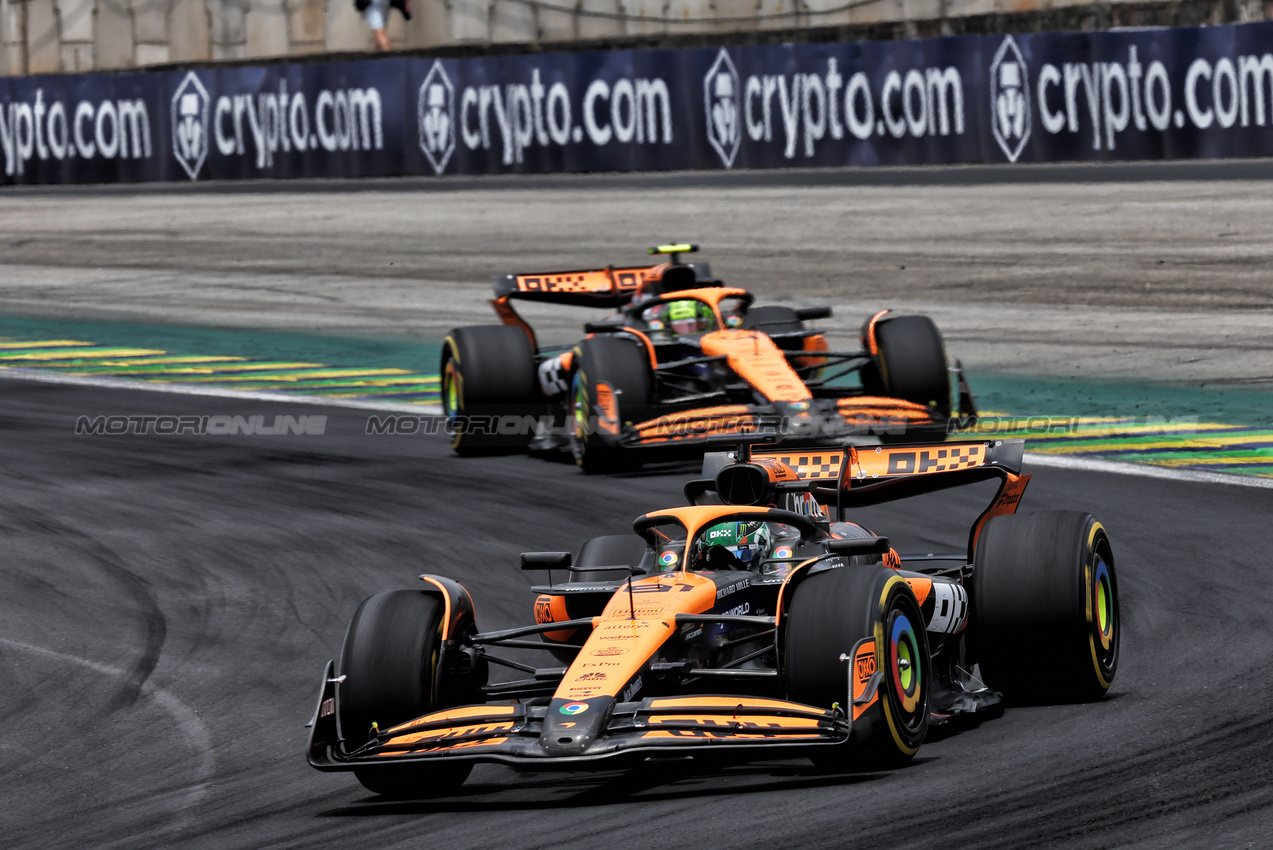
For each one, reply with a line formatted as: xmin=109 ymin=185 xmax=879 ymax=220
xmin=4 ymin=375 xmax=1272 ymax=850
xmin=5 ymin=159 xmax=1273 ymax=388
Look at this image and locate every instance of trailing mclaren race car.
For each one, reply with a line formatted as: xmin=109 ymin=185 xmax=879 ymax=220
xmin=441 ymin=244 xmax=976 ymax=472
xmin=307 ymin=438 xmax=1119 ymax=797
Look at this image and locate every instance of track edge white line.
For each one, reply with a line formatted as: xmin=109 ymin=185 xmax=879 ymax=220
xmin=1024 ymin=451 xmax=1273 ymax=490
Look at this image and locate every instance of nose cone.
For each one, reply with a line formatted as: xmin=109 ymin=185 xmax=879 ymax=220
xmin=540 ymin=698 xmax=612 ymax=756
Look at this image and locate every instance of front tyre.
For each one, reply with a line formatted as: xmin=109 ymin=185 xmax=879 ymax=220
xmin=860 ymin=314 xmax=951 ymax=442
xmin=970 ymin=511 xmax=1119 ymax=703
xmin=568 ymin=337 xmax=649 ymax=474
xmin=785 ymin=567 xmax=930 ymax=769
xmin=337 ymin=590 xmax=473 ymax=798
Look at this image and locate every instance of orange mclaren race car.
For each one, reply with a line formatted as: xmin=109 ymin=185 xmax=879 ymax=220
xmin=307 ymin=438 xmax=1119 ymax=797
xmin=440 ymin=244 xmax=976 ymax=472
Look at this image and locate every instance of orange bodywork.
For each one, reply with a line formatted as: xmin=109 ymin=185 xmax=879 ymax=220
xmin=640 ymin=696 xmax=827 ymax=739
xmin=700 ymin=330 xmax=811 ymax=403
xmin=380 ymin=721 xmax=514 ymax=749
xmin=513 ymin=265 xmax=663 ymax=295
xmin=751 ymin=442 xmax=989 ymax=485
xmin=748 ymin=449 xmax=844 ymax=482
xmin=641 ymin=504 xmax=777 ymax=545
xmin=552 ymin=572 xmax=718 ymax=702
xmin=851 ymin=639 xmax=879 ymax=720
xmin=970 ymin=472 xmax=1032 ymax=552
xmin=862 ymin=309 xmax=891 ymax=356
xmin=642 ymin=716 xmax=822 ymax=740
xmin=630 ymin=405 xmax=758 ymax=443
xmin=595 ymin=383 xmax=620 ymax=435
xmin=903 ymin=576 xmax=933 ymax=606
xmin=490 ymin=296 xmax=537 ymax=350
xmin=379 ymin=704 xmax=520 ymax=754
xmin=750 ymin=455 xmax=800 ymax=483
xmin=851 ymin=443 xmax=987 ymax=479
xmin=535 ymin=593 xmax=576 ymax=642
xmin=797 ymin=333 xmax=829 ymax=371
xmin=835 ymin=396 xmax=936 ymax=421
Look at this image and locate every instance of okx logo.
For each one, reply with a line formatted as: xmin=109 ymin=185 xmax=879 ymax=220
xmin=989 ymin=36 xmax=1030 ymax=163
xmin=171 ymin=72 xmax=209 ymax=180
xmin=418 ymin=60 xmax=456 ymax=174
xmin=704 ymin=49 xmax=741 ymax=168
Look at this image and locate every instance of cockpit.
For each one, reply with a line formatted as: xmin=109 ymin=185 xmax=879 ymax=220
xmin=637 ymin=512 xmax=816 ymax=576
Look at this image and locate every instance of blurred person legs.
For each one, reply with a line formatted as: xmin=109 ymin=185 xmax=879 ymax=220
xmin=362 ymin=0 xmax=410 ymax=51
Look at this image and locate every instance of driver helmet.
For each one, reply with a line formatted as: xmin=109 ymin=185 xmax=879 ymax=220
xmin=652 ymin=299 xmax=714 ymax=335
xmin=700 ymin=520 xmax=771 ymax=566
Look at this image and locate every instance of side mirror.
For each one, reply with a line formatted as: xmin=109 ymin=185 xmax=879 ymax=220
xmin=583 ymin=322 xmax=621 ymax=334
xmin=520 ymin=552 xmax=573 ymax=571
xmin=827 ymin=536 xmax=891 ymax=556
xmin=795 ymin=306 xmax=832 ymax=321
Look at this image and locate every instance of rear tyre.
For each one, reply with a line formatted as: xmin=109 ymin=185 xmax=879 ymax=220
xmin=569 ymin=337 xmax=650 ymax=474
xmin=860 ymin=314 xmax=950 ymax=441
xmin=337 ymin=590 xmax=473 ymax=798
xmin=786 ymin=567 xmax=930 ymax=770
xmin=970 ymin=511 xmax=1119 ymax=703
xmin=441 ymin=325 xmax=539 ymax=455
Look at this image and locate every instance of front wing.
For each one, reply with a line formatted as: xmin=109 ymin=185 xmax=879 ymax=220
xmin=307 ymin=664 xmax=851 ymax=772
xmin=621 ymin=397 xmax=947 ymax=449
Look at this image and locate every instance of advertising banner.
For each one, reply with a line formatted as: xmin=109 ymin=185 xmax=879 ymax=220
xmin=2 ymin=22 xmax=1273 ymax=185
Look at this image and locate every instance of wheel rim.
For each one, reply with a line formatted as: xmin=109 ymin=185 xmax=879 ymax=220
xmin=1091 ymin=552 xmax=1117 ymax=663
xmin=888 ymin=611 xmax=923 ymax=719
xmin=443 ymin=359 xmax=460 ymax=420
xmin=442 ymin=358 xmax=462 ymax=448
xmin=569 ymin=372 xmax=589 ymax=464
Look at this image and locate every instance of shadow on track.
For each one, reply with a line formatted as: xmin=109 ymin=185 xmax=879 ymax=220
xmin=316 ymin=761 xmax=892 ymax=817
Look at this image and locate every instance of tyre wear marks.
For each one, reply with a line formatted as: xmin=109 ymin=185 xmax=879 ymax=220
xmin=0 ymin=500 xmax=168 ymax=710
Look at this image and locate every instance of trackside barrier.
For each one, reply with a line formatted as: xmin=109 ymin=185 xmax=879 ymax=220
xmin=4 ymin=22 xmax=1273 ymax=184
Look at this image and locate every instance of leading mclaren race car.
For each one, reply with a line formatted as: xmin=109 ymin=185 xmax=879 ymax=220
xmin=441 ymin=245 xmax=976 ymax=472
xmin=307 ymin=438 xmax=1119 ymax=797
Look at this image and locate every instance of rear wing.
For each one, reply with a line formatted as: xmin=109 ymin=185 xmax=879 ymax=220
xmin=492 ymin=262 xmax=716 ymax=308
xmin=490 ymin=261 xmax=717 ymax=350
xmin=686 ymin=439 xmax=1030 ymax=560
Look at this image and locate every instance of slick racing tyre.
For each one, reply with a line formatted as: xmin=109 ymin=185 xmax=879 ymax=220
xmin=786 ymin=566 xmax=930 ymax=770
xmin=860 ymin=314 xmax=951 ymax=441
xmin=568 ymin=336 xmax=650 ymax=474
xmin=970 ymin=511 xmax=1119 ymax=703
xmin=337 ymin=590 xmax=473 ymax=798
xmin=441 ymin=325 xmax=539 ymax=455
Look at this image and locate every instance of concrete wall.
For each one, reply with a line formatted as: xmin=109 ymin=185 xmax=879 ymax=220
xmin=0 ymin=0 xmax=1269 ymax=76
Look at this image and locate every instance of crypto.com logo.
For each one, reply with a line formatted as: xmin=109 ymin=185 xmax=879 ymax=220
xmin=171 ymin=72 xmax=210 ymax=180
xmin=704 ymin=49 xmax=741 ymax=168
xmin=989 ymin=36 xmax=1031 ymax=162
xmin=418 ymin=61 xmax=456 ymax=174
